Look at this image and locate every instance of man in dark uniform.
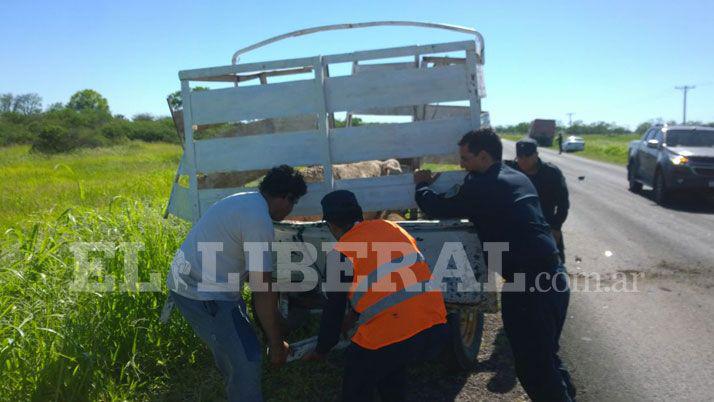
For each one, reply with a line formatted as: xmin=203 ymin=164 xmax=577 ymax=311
xmin=557 ymin=132 xmax=564 ymax=154
xmin=413 ymin=128 xmax=575 ymax=401
xmin=505 ymin=138 xmax=570 ymax=262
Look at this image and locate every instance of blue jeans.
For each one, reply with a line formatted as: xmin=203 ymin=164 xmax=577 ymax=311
xmin=170 ymin=291 xmax=263 ymax=402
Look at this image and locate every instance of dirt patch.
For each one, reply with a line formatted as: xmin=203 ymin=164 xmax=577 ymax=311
xmin=654 ymin=260 xmax=704 ymax=276
xmin=647 ymin=260 xmax=714 ymax=289
xmin=605 ymin=261 xmax=714 ymax=290
xmin=406 ymin=313 xmax=528 ymax=401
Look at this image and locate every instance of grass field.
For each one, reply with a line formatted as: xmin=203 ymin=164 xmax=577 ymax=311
xmin=500 ymin=133 xmax=639 ymax=165
xmin=0 ymin=142 xmax=348 ymax=401
xmin=1 ymin=136 xmax=635 ymax=400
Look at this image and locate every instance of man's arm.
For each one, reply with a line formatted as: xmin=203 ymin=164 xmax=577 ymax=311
xmin=551 ymin=167 xmax=570 ymax=230
xmin=305 ymin=255 xmax=353 ymax=361
xmin=243 ymin=212 xmax=288 ymax=366
xmin=250 ymin=271 xmax=289 ymax=367
xmin=314 ymin=289 xmax=348 ymax=355
xmin=414 ymin=170 xmax=473 ymax=219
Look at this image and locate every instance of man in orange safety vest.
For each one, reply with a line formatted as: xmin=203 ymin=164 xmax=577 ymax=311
xmin=304 ymin=189 xmax=448 ymax=402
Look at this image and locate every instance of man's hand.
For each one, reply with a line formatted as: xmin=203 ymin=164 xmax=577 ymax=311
xmin=551 ymin=229 xmax=563 ymax=244
xmin=302 ymin=348 xmax=326 ymax=362
xmin=414 ymin=169 xmax=441 ymax=185
xmin=269 ymin=340 xmax=291 ymax=368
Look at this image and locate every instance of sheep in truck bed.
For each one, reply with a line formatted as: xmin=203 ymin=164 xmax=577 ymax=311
xmin=165 ymin=21 xmax=496 ymax=368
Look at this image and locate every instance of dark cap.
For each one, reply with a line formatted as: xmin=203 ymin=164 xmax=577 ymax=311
xmin=321 ymin=190 xmax=363 ymax=223
xmin=516 ymin=138 xmax=538 ymax=157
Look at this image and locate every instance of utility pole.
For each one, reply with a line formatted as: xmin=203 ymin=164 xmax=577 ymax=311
xmin=566 ymin=112 xmax=575 ymax=126
xmin=674 ymin=85 xmax=695 ymax=124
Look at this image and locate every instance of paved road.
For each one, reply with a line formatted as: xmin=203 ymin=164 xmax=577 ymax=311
xmin=502 ymin=141 xmax=714 ymax=401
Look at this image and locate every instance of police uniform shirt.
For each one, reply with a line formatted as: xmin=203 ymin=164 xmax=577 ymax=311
xmin=504 ymin=159 xmax=570 ymax=230
xmin=415 ymin=162 xmax=558 ymax=280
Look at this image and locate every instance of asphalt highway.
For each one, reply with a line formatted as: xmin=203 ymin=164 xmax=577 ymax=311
xmin=502 ymin=140 xmax=714 ymax=401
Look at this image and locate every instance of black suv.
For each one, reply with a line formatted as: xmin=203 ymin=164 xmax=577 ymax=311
xmin=627 ymin=125 xmax=714 ymax=204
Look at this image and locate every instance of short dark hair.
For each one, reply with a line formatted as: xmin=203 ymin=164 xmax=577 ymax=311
xmin=259 ymin=165 xmax=307 ymax=199
xmin=458 ymin=127 xmax=503 ymax=161
xmin=321 ymin=190 xmax=363 ymax=229
xmin=327 ymin=213 xmax=364 ymax=230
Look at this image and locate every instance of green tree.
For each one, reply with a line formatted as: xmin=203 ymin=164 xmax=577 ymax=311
xmin=13 ymin=93 xmax=43 ymax=115
xmin=0 ymin=93 xmax=43 ymax=115
xmin=67 ymin=89 xmax=110 ymax=114
xmin=167 ymin=86 xmax=210 ymax=111
xmin=0 ymin=93 xmax=12 ymax=112
xmin=495 ymin=121 xmax=530 ymax=134
xmin=46 ymin=102 xmax=65 ymax=112
xmin=132 ymin=113 xmax=154 ymax=121
xmin=634 ymin=122 xmax=651 ymax=135
xmin=31 ymin=124 xmax=74 ymax=153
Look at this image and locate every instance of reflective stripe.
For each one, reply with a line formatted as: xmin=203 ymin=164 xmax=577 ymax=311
xmin=357 ymin=280 xmax=433 ymax=325
xmin=350 ymin=252 xmax=425 ymax=307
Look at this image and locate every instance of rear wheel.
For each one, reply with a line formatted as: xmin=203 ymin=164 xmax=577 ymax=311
xmin=445 ymin=307 xmax=484 ymax=370
xmin=654 ymin=171 xmax=670 ymax=205
xmin=627 ymin=161 xmax=642 ymax=193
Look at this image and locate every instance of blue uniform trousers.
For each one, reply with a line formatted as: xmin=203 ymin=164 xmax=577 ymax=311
xmin=501 ymin=268 xmax=575 ymax=401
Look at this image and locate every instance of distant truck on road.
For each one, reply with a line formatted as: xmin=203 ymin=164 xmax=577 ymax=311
xmin=528 ymin=119 xmax=556 ymax=146
xmin=627 ymin=125 xmax=714 ymax=204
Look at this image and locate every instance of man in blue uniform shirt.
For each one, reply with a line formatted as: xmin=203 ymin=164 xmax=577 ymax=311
xmin=413 ymin=128 xmax=575 ymax=401
xmin=505 ymin=138 xmax=570 ymax=262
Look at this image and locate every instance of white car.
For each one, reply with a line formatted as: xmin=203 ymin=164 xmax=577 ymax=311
xmin=563 ymin=135 xmax=585 ymax=152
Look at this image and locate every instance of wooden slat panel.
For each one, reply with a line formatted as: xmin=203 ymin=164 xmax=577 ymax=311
xmin=179 ymin=56 xmax=316 ymax=80
xmin=325 ymin=64 xmax=467 ymax=113
xmin=288 ymin=183 xmax=328 ymax=216
xmin=166 ymin=184 xmax=193 ymax=221
xmin=194 ymin=130 xmax=324 ymax=173
xmin=353 ymin=62 xmax=416 ymax=74
xmin=323 ymin=41 xmax=471 ymax=64
xmin=197 ymin=170 xmax=466 ymax=216
xmin=175 ymin=154 xmax=188 ymax=175
xmin=334 ymin=171 xmax=467 ymax=212
xmin=190 ymin=80 xmax=318 ymax=125
xmin=331 ymin=117 xmax=470 ymax=164
xmin=350 ymin=104 xmax=470 ymax=118
xmin=198 ymin=182 xmax=327 ymax=217
xmin=180 ymin=41 xmax=472 ymax=81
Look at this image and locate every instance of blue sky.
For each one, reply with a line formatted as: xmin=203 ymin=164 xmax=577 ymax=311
xmin=1 ymin=0 xmax=712 ymax=128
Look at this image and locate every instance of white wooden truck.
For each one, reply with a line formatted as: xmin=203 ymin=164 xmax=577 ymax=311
xmin=165 ymin=21 xmax=497 ymax=369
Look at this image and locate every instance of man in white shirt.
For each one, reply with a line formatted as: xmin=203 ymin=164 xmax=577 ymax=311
xmin=166 ymin=165 xmax=307 ymax=402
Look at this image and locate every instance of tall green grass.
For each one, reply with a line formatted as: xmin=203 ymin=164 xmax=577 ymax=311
xmin=0 ymin=200 xmax=209 ymax=400
xmin=0 ymin=143 xmax=180 ymax=229
xmin=0 ymin=142 xmax=346 ymax=401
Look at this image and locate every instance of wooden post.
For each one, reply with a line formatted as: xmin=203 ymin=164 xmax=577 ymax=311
xmin=180 ymin=80 xmax=201 ymax=222
xmin=464 ymin=43 xmax=482 ymax=130
xmin=314 ymin=56 xmax=334 ymax=191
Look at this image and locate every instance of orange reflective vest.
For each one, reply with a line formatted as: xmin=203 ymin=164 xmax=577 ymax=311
xmin=334 ymin=219 xmax=447 ymax=350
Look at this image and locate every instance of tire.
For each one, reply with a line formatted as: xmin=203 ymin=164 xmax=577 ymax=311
xmin=653 ymin=170 xmax=670 ymax=205
xmin=445 ymin=307 xmax=485 ymax=370
xmin=627 ymin=161 xmax=642 ymax=193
